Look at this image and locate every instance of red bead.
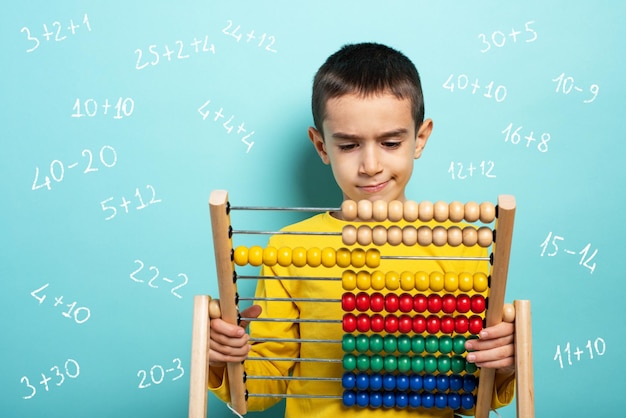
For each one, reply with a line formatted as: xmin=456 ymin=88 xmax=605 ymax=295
xmin=357 ymin=313 xmax=371 ymax=332
xmin=384 ymin=294 xmax=399 ymax=313
xmin=426 ymin=315 xmax=440 ymax=334
xmin=385 ymin=315 xmax=399 ymax=333
xmin=427 ymin=294 xmax=442 ymax=313
xmin=370 ymin=293 xmax=384 ymax=312
xmin=398 ymin=314 xmax=413 ymax=333
xmin=371 ymin=314 xmax=384 ymax=332
xmin=456 ymin=295 xmax=471 ymax=313
xmin=356 ymin=292 xmax=370 ymax=312
xmin=399 ymin=293 xmax=413 ymax=313
xmin=454 ymin=316 xmax=469 ymax=334
xmin=442 ymin=294 xmax=456 ymax=313
xmin=412 ymin=315 xmax=426 ymax=333
xmin=343 ymin=313 xmax=357 ymax=332
xmin=414 ymin=295 xmax=428 ymax=312
xmin=440 ymin=315 xmax=455 ymax=334
xmin=471 ymin=295 xmax=486 ymax=313
xmin=342 ymin=292 xmax=356 ymax=311
xmin=469 ymin=315 xmax=483 ymax=335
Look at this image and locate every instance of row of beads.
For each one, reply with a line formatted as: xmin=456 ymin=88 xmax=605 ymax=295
xmin=342 ymin=313 xmax=484 ymax=335
xmin=341 ymin=199 xmax=496 ymax=224
xmin=341 ymin=270 xmax=489 ymax=292
xmin=342 ymin=334 xmax=469 ymax=355
xmin=343 ymin=353 xmax=478 ymax=374
xmin=233 ymin=246 xmax=380 ymax=268
xmin=342 ymin=224 xmax=493 ymax=247
xmin=342 ymin=292 xmax=486 ymax=314
xmin=342 ymin=389 xmax=476 ymax=410
xmin=342 ymin=372 xmax=477 ymax=394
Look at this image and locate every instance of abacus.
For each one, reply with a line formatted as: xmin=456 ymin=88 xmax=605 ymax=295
xmin=188 ymin=190 xmax=534 ymax=418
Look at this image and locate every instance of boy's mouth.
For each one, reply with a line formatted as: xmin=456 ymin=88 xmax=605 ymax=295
xmin=359 ymin=181 xmax=389 ymax=194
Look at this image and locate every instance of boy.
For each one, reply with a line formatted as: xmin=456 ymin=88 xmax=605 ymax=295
xmin=208 ymin=42 xmax=515 ymax=417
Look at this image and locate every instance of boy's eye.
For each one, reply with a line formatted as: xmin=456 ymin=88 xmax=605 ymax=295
xmin=382 ymin=141 xmax=401 ymax=149
xmin=338 ymin=143 xmax=358 ymax=151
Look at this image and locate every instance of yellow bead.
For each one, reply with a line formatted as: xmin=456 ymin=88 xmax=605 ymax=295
xmin=277 ymin=247 xmax=292 ymax=267
xmin=415 ymin=271 xmax=430 ymax=291
xmin=262 ymin=246 xmax=277 ymax=266
xmin=444 ymin=272 xmax=459 ymax=292
xmin=233 ymin=246 xmax=248 ymax=266
xmin=248 ymin=245 xmax=264 ymax=266
xmin=292 ymin=246 xmax=307 ymax=267
xmin=351 ymin=248 xmax=366 ymax=268
xmin=357 ymin=271 xmax=371 ymax=290
xmin=336 ymin=248 xmax=352 ymax=268
xmin=474 ymin=272 xmax=489 ymax=292
xmin=321 ymin=247 xmax=336 ymax=267
xmin=458 ymin=272 xmax=473 ymax=292
xmin=385 ymin=271 xmax=400 ymax=291
xmin=400 ymin=271 xmax=415 ymax=291
xmin=371 ymin=270 xmax=386 ymax=290
xmin=342 ymin=270 xmax=357 ymax=290
xmin=365 ymin=249 xmax=380 ymax=268
xmin=307 ymin=247 xmax=322 ymax=267
xmin=429 ymin=271 xmax=444 ymax=292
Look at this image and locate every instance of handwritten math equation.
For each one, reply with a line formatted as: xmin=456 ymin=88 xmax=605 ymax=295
xmin=448 ymin=161 xmax=496 ymax=180
xmin=100 ymin=185 xmax=162 ymax=221
xmin=20 ymin=359 xmax=80 ymax=399
xmin=501 ymin=123 xmax=551 ymax=153
xmin=221 ymin=19 xmax=277 ymax=53
xmin=134 ymin=35 xmax=216 ymax=70
xmin=198 ymin=99 xmax=255 ymax=153
xmin=478 ymin=20 xmax=538 ymax=53
xmin=130 ymin=259 xmax=188 ymax=299
xmin=71 ymin=97 xmax=135 ymax=119
xmin=554 ymin=337 xmax=606 ymax=369
xmin=21 ymin=13 xmax=91 ymax=53
xmin=30 ymin=283 xmax=91 ymax=325
xmin=136 ymin=358 xmax=184 ymax=389
xmin=539 ymin=231 xmax=599 ymax=274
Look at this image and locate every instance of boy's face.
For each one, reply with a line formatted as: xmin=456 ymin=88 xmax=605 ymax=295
xmin=309 ymin=92 xmax=432 ymax=205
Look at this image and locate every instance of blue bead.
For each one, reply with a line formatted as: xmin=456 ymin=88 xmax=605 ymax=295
xmin=343 ymin=390 xmax=356 ymax=407
xmin=355 ymin=372 xmax=369 ymax=391
xmin=408 ymin=392 xmax=421 ymax=408
xmin=382 ymin=391 xmax=395 ymax=408
xmin=435 ymin=393 xmax=447 ymax=409
xmin=356 ymin=391 xmax=369 ymax=408
xmin=396 ymin=374 xmax=410 ymax=391
xmin=449 ymin=374 xmax=463 ymax=391
xmin=369 ymin=373 xmax=383 ymax=391
xmin=383 ymin=373 xmax=396 ymax=391
xmin=436 ymin=375 xmax=449 ymax=391
xmin=463 ymin=374 xmax=477 ymax=392
xmin=422 ymin=393 xmax=435 ymax=408
xmin=461 ymin=393 xmax=475 ymax=410
xmin=409 ymin=374 xmax=422 ymax=391
xmin=448 ymin=393 xmax=461 ymax=410
xmin=423 ymin=374 xmax=436 ymax=391
xmin=342 ymin=372 xmax=355 ymax=390
xmin=369 ymin=391 xmax=382 ymax=408
xmin=396 ymin=392 xmax=409 ymax=409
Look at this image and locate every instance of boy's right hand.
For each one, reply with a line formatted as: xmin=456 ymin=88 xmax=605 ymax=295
xmin=209 ymin=304 xmax=262 ymax=367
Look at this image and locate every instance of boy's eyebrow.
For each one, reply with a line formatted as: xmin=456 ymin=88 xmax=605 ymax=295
xmin=331 ymin=128 xmax=409 ymax=140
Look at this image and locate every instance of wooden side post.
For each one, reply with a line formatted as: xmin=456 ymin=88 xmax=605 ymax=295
xmin=189 ymin=295 xmax=210 ymax=418
xmin=515 ymin=300 xmax=535 ymax=418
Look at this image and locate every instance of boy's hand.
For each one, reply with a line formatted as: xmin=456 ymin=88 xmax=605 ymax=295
xmin=464 ymin=321 xmax=515 ymax=375
xmin=209 ymin=305 xmax=262 ymax=367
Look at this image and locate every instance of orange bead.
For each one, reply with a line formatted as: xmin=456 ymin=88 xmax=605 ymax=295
xmin=351 ymin=248 xmax=366 ymax=268
xmin=462 ymin=227 xmax=478 ymax=246
xmin=388 ymin=200 xmax=404 ymax=222
xmin=357 ymin=225 xmax=373 ymax=246
xmin=342 ymin=225 xmax=357 ymax=246
xmin=307 ymin=247 xmax=322 ymax=267
xmin=418 ymin=201 xmax=434 ymax=221
xmin=372 ymin=200 xmax=388 ymax=222
xmin=357 ymin=200 xmax=373 ymax=221
xmin=403 ymin=200 xmax=419 ymax=222
xmin=432 ymin=226 xmax=447 ymax=246
xmin=336 ymin=248 xmax=352 ymax=268
xmin=400 ymin=271 xmax=415 ymax=291
xmin=464 ymin=202 xmax=480 ymax=222
xmin=342 ymin=270 xmax=357 ymax=290
xmin=433 ymin=201 xmax=449 ymax=222
xmin=248 ymin=245 xmax=264 ymax=266
xmin=474 ymin=272 xmax=489 ymax=292
xmin=365 ymin=249 xmax=381 ymax=268
xmin=371 ymin=270 xmax=386 ymax=290
xmin=415 ymin=271 xmax=430 ymax=291
xmin=372 ymin=225 xmax=387 ymax=246
xmin=458 ymin=272 xmax=473 ymax=292
xmin=356 ymin=271 xmax=371 ymax=290
xmin=402 ymin=226 xmax=418 ymax=246
xmin=385 ymin=271 xmax=400 ymax=290
xmin=341 ymin=200 xmax=357 ymax=221
xmin=387 ymin=226 xmax=403 ymax=246
xmin=429 ymin=271 xmax=444 ymax=292
xmin=233 ymin=246 xmax=248 ymax=266
xmin=277 ymin=247 xmax=292 ymax=267
xmin=447 ymin=226 xmax=463 ymax=247
xmin=477 ymin=227 xmax=493 ymax=247
xmin=444 ymin=272 xmax=459 ymax=292
xmin=262 ymin=246 xmax=278 ymax=266
xmin=417 ymin=226 xmax=433 ymax=246
xmin=479 ymin=201 xmax=496 ymax=224
xmin=321 ymin=247 xmax=336 ymax=267
xmin=449 ymin=201 xmax=464 ymax=223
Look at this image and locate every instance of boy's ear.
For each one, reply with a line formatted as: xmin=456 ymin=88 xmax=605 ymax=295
xmin=308 ymin=126 xmax=331 ymax=165
xmin=414 ymin=118 xmax=433 ymax=159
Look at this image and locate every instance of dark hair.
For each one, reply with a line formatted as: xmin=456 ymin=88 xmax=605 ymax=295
xmin=311 ymin=42 xmax=424 ymax=135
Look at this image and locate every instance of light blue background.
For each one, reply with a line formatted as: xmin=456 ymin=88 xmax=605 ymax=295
xmin=1 ymin=1 xmax=624 ymax=417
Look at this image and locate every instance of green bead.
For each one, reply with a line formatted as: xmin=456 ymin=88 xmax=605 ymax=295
xmin=369 ymin=334 xmax=384 ymax=353
xmin=397 ymin=335 xmax=412 ymax=353
xmin=342 ymin=334 xmax=356 ymax=352
xmin=384 ymin=355 xmax=398 ymax=372
xmin=452 ymin=335 xmax=466 ymax=354
xmin=355 ymin=334 xmax=369 ymax=353
xmin=466 ymin=360 xmax=478 ymax=374
xmin=411 ymin=356 xmax=424 ymax=373
xmin=412 ymin=335 xmax=425 ymax=353
xmin=356 ymin=354 xmax=370 ymax=371
xmin=370 ymin=354 xmax=384 ymax=372
xmin=425 ymin=335 xmax=439 ymax=353
xmin=343 ymin=353 xmax=356 ymax=371
xmin=439 ymin=336 xmax=453 ymax=354
xmin=437 ymin=356 xmax=451 ymax=373
xmin=383 ymin=335 xmax=397 ymax=353
xmin=450 ymin=355 xmax=465 ymax=373
xmin=424 ymin=355 xmax=438 ymax=373
xmin=397 ymin=355 xmax=411 ymax=373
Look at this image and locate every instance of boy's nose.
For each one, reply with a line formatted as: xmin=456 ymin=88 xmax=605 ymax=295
xmin=359 ymin=147 xmax=383 ymax=176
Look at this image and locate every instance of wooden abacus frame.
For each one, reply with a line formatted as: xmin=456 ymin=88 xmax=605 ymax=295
xmin=188 ymin=190 xmax=534 ymax=418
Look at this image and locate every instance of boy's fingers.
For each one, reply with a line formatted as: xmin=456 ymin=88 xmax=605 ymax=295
xmin=239 ymin=304 xmax=262 ymax=329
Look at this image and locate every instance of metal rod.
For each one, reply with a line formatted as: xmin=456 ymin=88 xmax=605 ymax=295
xmin=239 ymin=297 xmax=340 ymax=303
xmin=231 ymin=205 xmax=339 ymax=212
xmin=246 ymin=357 xmax=342 ymax=363
xmin=241 ymin=317 xmax=341 ymax=324
xmin=249 ymin=337 xmax=341 ymax=344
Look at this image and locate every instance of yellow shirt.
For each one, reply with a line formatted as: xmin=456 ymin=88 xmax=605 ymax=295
xmin=209 ymin=212 xmax=515 ymax=417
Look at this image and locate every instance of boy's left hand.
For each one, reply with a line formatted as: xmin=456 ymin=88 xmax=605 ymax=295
xmin=464 ymin=322 xmax=515 ymax=375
